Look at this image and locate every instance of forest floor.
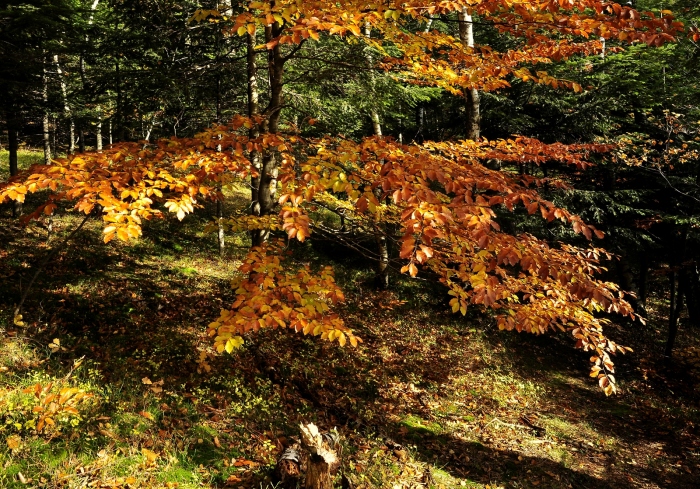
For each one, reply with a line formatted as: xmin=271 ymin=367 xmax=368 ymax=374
xmin=1 ymin=150 xmax=699 ymax=489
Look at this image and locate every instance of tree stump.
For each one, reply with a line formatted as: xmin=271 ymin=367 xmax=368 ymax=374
xmin=299 ymin=423 xmax=339 ymax=489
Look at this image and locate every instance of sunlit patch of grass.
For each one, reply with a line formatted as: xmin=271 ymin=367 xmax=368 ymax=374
xmin=401 ymin=414 xmax=443 ymax=437
xmin=540 ymin=416 xmax=607 ymax=445
xmin=0 ymin=149 xmax=45 ymax=181
xmin=431 ymin=467 xmax=481 ymax=488
xmin=548 ymin=447 xmax=574 ymax=469
xmin=0 ymin=335 xmax=40 ymax=374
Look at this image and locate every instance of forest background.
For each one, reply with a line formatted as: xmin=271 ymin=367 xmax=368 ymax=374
xmin=1 ymin=1 xmax=700 ymax=488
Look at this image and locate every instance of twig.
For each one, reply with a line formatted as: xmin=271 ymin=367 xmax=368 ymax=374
xmin=14 ymin=212 xmax=91 ymax=316
xmin=482 ymin=417 xmax=530 ymax=431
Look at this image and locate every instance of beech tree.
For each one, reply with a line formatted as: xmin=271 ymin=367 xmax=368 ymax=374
xmin=1 ymin=0 xmax=685 ymax=394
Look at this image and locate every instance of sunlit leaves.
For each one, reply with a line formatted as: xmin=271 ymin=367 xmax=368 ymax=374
xmin=0 ymin=115 xmax=638 ymax=392
xmin=208 ymin=240 xmax=360 ymax=353
xmin=0 ymin=0 xmax=678 ymax=395
xmin=218 ymin=0 xmax=681 ymax=99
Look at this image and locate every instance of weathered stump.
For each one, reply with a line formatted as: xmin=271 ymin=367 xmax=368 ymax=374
xmin=299 ymin=423 xmax=339 ymax=489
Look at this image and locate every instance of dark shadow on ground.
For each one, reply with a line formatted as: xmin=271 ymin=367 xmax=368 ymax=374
xmin=2 ymin=206 xmax=699 ymax=489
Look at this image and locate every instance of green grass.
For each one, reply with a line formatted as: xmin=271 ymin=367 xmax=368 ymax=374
xmin=0 ymin=149 xmax=46 ymax=180
xmin=2 ymin=150 xmax=700 ymax=488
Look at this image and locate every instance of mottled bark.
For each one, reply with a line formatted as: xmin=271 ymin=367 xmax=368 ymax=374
xmin=96 ymin=108 xmax=103 ymax=150
xmin=42 ymin=57 xmax=51 ymax=164
xmin=251 ymin=16 xmax=284 ymax=247
xmin=458 ymin=8 xmax=481 ymax=140
xmin=299 ymin=424 xmax=339 ymax=489
xmin=7 ymin=121 xmax=21 ymax=216
xmin=364 ymin=24 xmax=390 ymax=288
xmin=54 ymin=55 xmax=75 ymax=153
xmin=665 ymin=268 xmax=684 ymax=357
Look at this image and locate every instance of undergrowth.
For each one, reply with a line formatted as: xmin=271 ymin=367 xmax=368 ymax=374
xmin=1 ymin=151 xmax=699 ymax=488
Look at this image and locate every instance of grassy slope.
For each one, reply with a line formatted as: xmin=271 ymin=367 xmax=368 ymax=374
xmin=1 ymin=151 xmax=699 ymax=489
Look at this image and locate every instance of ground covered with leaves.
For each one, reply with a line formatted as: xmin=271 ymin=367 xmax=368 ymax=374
xmin=1 ymin=152 xmax=699 ymax=489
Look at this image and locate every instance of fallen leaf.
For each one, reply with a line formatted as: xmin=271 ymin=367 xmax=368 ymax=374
xmin=7 ymin=435 xmax=21 ymax=451
xmin=225 ymin=475 xmax=242 ymax=486
xmin=142 ymin=448 xmax=159 ymax=463
xmin=139 ymin=411 xmax=154 ymax=421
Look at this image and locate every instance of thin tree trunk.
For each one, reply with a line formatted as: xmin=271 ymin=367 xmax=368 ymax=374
xmin=415 ymin=104 xmax=425 ymax=143
xmin=458 ymin=8 xmax=481 ymax=140
xmin=666 ymin=226 xmax=691 ymax=356
xmin=617 ymin=256 xmax=646 ymax=316
xmin=79 ymin=49 xmax=87 ymax=152
xmin=215 ymin=71 xmax=225 ymax=256
xmin=364 ymin=24 xmax=390 ymax=288
xmin=78 ymin=126 xmax=86 ymax=152
xmin=665 ymin=268 xmax=685 ymax=357
xmin=685 ymin=265 xmax=700 ymax=326
xmin=52 ymin=116 xmax=57 ymax=154
xmin=247 ymin=29 xmax=263 ymax=245
xmin=638 ymin=252 xmax=649 ymax=308
xmin=96 ymin=107 xmax=103 ymax=150
xmin=364 ymin=24 xmax=382 ymax=137
xmin=42 ymin=56 xmax=51 ymax=164
xmin=8 ymin=122 xmax=21 ymax=216
xmin=252 ymin=16 xmax=284 ymax=247
xmin=116 ymin=61 xmax=123 ymax=141
xmin=413 ymin=16 xmax=432 ymax=144
xmin=54 ymin=55 xmax=75 ymax=154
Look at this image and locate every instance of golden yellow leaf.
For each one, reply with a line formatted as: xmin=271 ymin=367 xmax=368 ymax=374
xmin=6 ymin=435 xmax=21 ymax=451
xmin=141 ymin=447 xmax=159 ymax=463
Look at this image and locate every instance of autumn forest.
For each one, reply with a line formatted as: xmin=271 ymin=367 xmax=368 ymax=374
xmin=1 ymin=1 xmax=700 ymax=488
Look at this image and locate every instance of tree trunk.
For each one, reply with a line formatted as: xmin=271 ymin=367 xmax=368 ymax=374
xmin=7 ymin=122 xmax=21 ymax=217
xmin=116 ymin=61 xmax=123 ymax=141
xmin=415 ymin=104 xmax=425 ymax=143
xmin=364 ymin=24 xmax=390 ymax=288
xmin=666 ymin=230 xmax=690 ymax=356
xmin=412 ymin=16 xmax=432 ymax=144
xmin=458 ymin=8 xmax=481 ymax=140
xmin=96 ymin=107 xmax=103 ymax=150
xmin=251 ymin=17 xmax=284 ymax=247
xmin=638 ymin=252 xmax=649 ymax=308
xmin=78 ymin=125 xmax=86 ymax=152
xmin=247 ymin=29 xmax=262 ymax=246
xmin=617 ymin=256 xmax=647 ymax=316
xmin=42 ymin=56 xmax=51 ymax=164
xmin=54 ymin=55 xmax=75 ymax=154
xmin=364 ymin=23 xmax=382 ymax=138
xmin=685 ymin=265 xmax=700 ymax=326
xmin=215 ymin=70 xmax=225 ymax=257
xmin=665 ymin=268 xmax=685 ymax=357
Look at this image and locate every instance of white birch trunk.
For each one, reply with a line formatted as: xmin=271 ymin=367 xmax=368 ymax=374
xmin=458 ymin=8 xmax=481 ymax=140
